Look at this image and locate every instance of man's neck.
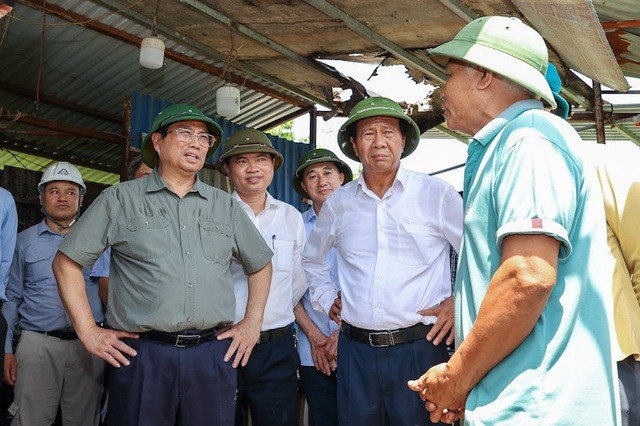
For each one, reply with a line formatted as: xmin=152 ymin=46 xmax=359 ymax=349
xmin=312 ymin=202 xmax=323 ymax=215
xmin=238 ymin=191 xmax=267 ymax=216
xmin=157 ymin=166 xmax=196 ymax=198
xmin=45 ymin=216 xmax=75 ymax=235
xmin=362 ymin=167 xmax=399 ymax=199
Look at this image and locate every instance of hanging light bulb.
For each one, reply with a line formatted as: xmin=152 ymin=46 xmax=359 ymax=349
xmin=139 ymin=0 xmax=164 ymax=69
xmin=139 ymin=37 xmax=165 ymax=69
xmin=216 ymin=83 xmax=241 ymax=118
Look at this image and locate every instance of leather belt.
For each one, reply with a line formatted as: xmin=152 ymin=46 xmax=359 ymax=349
xmin=33 ymin=322 xmax=109 ymax=341
xmin=140 ymin=323 xmax=231 ymax=348
xmin=258 ymin=325 xmax=292 ymax=345
xmin=341 ymin=322 xmax=433 ymax=348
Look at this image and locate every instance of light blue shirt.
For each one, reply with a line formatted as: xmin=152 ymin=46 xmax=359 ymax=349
xmin=297 ymin=207 xmax=340 ymax=367
xmin=456 ymin=100 xmax=618 ymax=424
xmin=90 ymin=248 xmax=111 ymax=282
xmin=0 ymin=188 xmax=18 ymax=303
xmin=2 ymin=220 xmax=105 ymax=353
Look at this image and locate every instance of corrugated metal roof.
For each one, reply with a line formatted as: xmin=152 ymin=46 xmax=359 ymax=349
xmin=2 ymin=0 xmax=640 ymax=178
xmin=0 ymin=2 xmax=304 ymax=173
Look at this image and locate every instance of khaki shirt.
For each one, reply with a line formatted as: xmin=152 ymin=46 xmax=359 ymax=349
xmin=58 ymin=170 xmax=272 ymax=332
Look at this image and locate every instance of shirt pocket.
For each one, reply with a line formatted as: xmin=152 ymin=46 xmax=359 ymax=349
xmin=199 ymin=220 xmax=233 ymax=265
xmin=24 ymin=246 xmax=55 ymax=285
xmin=123 ymin=217 xmax=171 ymax=260
xmin=273 ymin=239 xmax=294 ymax=273
xmin=397 ymin=223 xmax=439 ymax=267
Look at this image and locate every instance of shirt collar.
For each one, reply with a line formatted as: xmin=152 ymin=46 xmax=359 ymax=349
xmin=302 ymin=207 xmax=317 ymax=224
xmin=145 ymin=168 xmax=209 ymax=200
xmin=232 ymin=190 xmax=279 ymax=213
xmin=36 ymin=219 xmax=64 ymax=237
xmin=353 ymin=163 xmax=407 ymax=195
xmin=473 ymin=99 xmax=543 ymax=147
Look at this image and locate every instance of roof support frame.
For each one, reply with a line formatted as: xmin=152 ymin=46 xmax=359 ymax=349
xmin=179 ymin=0 xmax=352 ymax=86
xmin=304 ymin=0 xmax=447 ymax=84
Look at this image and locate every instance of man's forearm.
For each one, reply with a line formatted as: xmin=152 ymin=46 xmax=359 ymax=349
xmin=52 ymin=251 xmax=96 ymax=335
xmin=294 ymin=302 xmax=324 ymax=342
xmin=448 ymin=236 xmax=558 ymax=392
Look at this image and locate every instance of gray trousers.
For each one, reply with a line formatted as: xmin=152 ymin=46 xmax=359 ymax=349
xmin=9 ymin=331 xmax=104 ymax=426
xmin=619 ymin=355 xmax=640 ymax=426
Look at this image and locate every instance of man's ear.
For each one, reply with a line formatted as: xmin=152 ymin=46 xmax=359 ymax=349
xmin=151 ymin=132 xmax=163 ymax=152
xmin=350 ymin=137 xmax=359 ymax=158
xmin=222 ymin=162 xmax=230 ymax=176
xmin=476 ymin=68 xmax=494 ymax=90
xmin=338 ymin=172 xmax=345 ymax=185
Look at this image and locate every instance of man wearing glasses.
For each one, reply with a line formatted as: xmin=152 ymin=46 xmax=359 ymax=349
xmin=53 ymin=104 xmax=273 ymax=426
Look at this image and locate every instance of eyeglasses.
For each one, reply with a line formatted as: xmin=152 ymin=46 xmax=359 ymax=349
xmin=167 ymin=128 xmax=217 ymax=148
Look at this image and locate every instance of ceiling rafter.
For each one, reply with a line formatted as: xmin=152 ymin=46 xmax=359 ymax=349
xmin=304 ymin=0 xmax=447 ymax=84
xmin=20 ymin=0 xmax=320 ymax=108
xmin=179 ymin=0 xmax=353 ymax=88
xmin=89 ymin=0 xmax=328 ymax=107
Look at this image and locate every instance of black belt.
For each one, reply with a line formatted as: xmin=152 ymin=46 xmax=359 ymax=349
xmin=258 ymin=325 xmax=292 ymax=345
xmin=33 ymin=322 xmax=108 ymax=341
xmin=341 ymin=322 xmax=433 ymax=347
xmin=140 ymin=323 xmax=231 ymax=348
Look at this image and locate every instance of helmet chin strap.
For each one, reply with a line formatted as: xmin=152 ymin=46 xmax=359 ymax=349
xmin=40 ymin=198 xmax=82 ymax=233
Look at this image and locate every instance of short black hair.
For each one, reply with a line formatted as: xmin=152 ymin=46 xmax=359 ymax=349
xmin=127 ymin=155 xmax=146 ymax=180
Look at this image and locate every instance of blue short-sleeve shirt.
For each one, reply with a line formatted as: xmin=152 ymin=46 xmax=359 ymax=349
xmin=456 ymin=100 xmax=618 ymax=424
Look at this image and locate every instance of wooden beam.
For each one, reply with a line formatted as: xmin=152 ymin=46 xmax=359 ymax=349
xmin=180 ymin=0 xmax=351 ymax=86
xmin=601 ymin=20 xmax=640 ymax=30
xmin=0 ymin=110 xmax=125 ymax=145
xmin=613 ymin=124 xmax=640 ymax=147
xmin=0 ymin=81 xmax=122 ymax=123
xmin=0 ymin=142 xmax=119 ymax=174
xmin=305 ymin=0 xmax=447 ymax=84
xmin=36 ymin=0 xmax=323 ymax=107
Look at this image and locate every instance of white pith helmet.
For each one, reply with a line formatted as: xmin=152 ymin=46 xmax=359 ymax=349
xmin=38 ymin=161 xmax=86 ymax=195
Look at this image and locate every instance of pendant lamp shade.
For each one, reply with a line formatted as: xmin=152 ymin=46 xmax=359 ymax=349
xmin=139 ymin=36 xmax=165 ymax=69
xmin=216 ymin=83 xmax=241 ymax=118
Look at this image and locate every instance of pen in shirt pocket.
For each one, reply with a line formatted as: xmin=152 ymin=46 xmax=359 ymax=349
xmin=271 ymin=234 xmax=276 ymax=249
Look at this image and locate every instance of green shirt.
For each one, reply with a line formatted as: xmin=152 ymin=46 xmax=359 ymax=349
xmin=58 ymin=170 xmax=272 ymax=332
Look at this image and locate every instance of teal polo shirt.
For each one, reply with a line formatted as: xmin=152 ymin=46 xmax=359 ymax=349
xmin=456 ymin=100 xmax=618 ymax=424
xmin=59 ymin=169 xmax=272 ymax=333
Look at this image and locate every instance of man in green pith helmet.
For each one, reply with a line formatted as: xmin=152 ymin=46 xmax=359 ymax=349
xmin=217 ymin=128 xmax=308 ymax=426
xmin=292 ymin=148 xmax=352 ymax=426
xmin=302 ymin=96 xmax=463 ymax=425
xmin=408 ymin=16 xmax=618 ymax=425
xmin=53 ymin=104 xmax=273 ymax=426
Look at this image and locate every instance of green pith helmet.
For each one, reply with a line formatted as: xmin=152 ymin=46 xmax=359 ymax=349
xmin=141 ymin=103 xmax=223 ymax=168
xmin=216 ymin=129 xmax=284 ymax=175
xmin=338 ymin=97 xmax=421 ymax=162
xmin=428 ymin=16 xmax=555 ymax=109
xmin=292 ymin=148 xmax=353 ymax=198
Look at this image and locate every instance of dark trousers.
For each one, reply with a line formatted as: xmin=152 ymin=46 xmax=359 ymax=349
xmin=107 ymin=337 xmax=236 ymax=426
xmin=299 ymin=366 xmax=338 ymax=426
xmin=619 ymin=355 xmax=640 ymax=426
xmin=337 ymin=330 xmax=449 ymax=426
xmin=235 ymin=329 xmax=300 ymax=426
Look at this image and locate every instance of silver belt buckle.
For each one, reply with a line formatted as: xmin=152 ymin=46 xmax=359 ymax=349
xmin=368 ymin=330 xmax=396 ymax=347
xmin=175 ymin=334 xmax=200 ymax=348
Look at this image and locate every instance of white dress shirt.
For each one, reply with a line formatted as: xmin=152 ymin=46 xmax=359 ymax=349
xmin=301 ymin=165 xmax=463 ymax=330
xmin=231 ymin=191 xmax=308 ymax=330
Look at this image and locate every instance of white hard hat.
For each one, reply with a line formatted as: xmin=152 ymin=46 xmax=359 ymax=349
xmin=38 ymin=161 xmax=86 ymax=195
